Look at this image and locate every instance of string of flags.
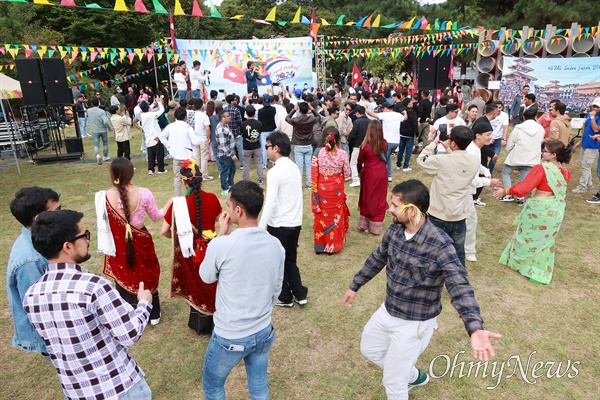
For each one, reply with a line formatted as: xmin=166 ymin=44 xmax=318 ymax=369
xmin=70 ymin=62 xmax=172 ymax=91
xmin=323 ymin=43 xmax=479 ymax=61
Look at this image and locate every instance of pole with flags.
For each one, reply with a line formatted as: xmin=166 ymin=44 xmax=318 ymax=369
xmin=351 ymin=62 xmax=363 ymax=88
xmin=167 ymin=8 xmax=177 ymax=100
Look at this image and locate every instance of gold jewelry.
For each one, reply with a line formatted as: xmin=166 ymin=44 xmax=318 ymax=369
xmin=113 ymin=178 xmax=120 ymax=185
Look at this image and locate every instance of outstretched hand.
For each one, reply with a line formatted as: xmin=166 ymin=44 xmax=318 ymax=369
xmin=470 ymin=329 xmax=502 ymax=361
xmin=492 ymin=187 xmax=506 ymax=199
xmin=341 ymin=289 xmax=357 ymax=309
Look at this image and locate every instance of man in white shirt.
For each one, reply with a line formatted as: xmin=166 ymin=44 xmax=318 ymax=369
xmin=489 ymin=101 xmax=510 ymax=174
xmin=259 ymin=131 xmax=308 ymax=308
xmin=191 ymin=98 xmax=213 ymax=181
xmin=428 ymin=103 xmax=466 ymax=153
xmin=366 ymin=102 xmax=406 ymax=181
xmin=110 ymin=90 xmax=120 ymax=108
xmin=189 ymin=61 xmax=208 ymax=99
xmin=160 ymin=107 xmax=200 ymax=196
xmin=173 ymin=64 xmax=188 ymax=101
xmin=133 ymin=98 xmax=166 ymax=174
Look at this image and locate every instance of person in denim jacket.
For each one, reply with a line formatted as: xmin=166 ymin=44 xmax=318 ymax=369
xmin=6 ymin=187 xmax=61 ymax=356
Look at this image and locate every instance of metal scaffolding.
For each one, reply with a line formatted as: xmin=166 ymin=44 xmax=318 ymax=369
xmin=314 ymin=35 xmax=327 ymax=90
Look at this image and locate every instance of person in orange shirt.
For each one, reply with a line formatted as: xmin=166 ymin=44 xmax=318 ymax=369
xmin=537 ymin=99 xmax=559 ymax=139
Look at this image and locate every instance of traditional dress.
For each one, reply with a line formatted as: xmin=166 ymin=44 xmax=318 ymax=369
xmin=164 ymin=190 xmax=222 ymax=334
xmin=499 ymin=162 xmax=570 ymax=284
xmin=311 ymin=147 xmax=351 ymax=254
xmin=357 ymin=142 xmax=389 ymax=235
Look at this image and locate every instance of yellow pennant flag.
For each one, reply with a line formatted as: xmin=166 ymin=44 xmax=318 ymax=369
xmin=157 ymin=53 xmax=164 ymax=61
xmin=37 ymin=45 xmax=47 ymax=58
xmin=372 ymin=15 xmax=380 ymax=28
xmin=134 ymin=48 xmax=144 ymax=60
xmin=114 ymin=0 xmax=128 ymax=12
xmin=321 ymin=19 xmax=329 ymax=26
xmin=33 ymin=0 xmax=53 ymax=5
xmin=265 ymin=6 xmax=276 ymax=22
xmin=230 ymin=15 xmax=244 ymax=20
xmin=174 ymin=0 xmax=185 ymax=15
xmin=8 ymin=48 xmax=18 ymax=58
xmin=291 ymin=7 xmax=301 ymax=23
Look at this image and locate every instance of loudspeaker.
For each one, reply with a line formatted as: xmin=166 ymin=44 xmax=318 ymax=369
xmin=418 ymin=54 xmax=436 ymax=90
xmin=64 ymin=137 xmax=83 ymax=153
xmin=16 ymin=59 xmax=47 ymax=106
xmin=42 ymin=59 xmax=73 ymax=105
xmin=436 ymin=55 xmax=452 ymax=90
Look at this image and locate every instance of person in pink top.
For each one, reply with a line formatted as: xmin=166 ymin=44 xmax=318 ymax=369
xmin=537 ymin=99 xmax=559 ymax=139
xmin=99 ymin=157 xmax=172 ymax=325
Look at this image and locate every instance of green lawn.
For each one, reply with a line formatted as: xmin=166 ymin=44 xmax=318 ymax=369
xmin=0 ymin=129 xmax=598 ymax=399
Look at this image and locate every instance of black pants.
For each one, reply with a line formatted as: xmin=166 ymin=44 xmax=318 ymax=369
xmin=267 ymin=225 xmax=308 ymax=303
xmin=116 ymin=283 xmax=161 ymax=320
xmin=117 ymin=140 xmax=131 ymax=160
xmin=147 ymin=142 xmax=165 ymax=172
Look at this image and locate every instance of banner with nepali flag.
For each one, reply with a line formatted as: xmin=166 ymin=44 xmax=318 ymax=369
xmin=351 ymin=62 xmax=362 ymax=87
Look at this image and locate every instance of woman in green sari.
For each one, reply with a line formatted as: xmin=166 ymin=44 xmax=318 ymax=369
xmin=492 ymin=141 xmax=572 ymax=284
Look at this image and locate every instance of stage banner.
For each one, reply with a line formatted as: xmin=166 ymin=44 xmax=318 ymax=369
xmin=175 ymin=37 xmax=314 ymax=96
xmin=499 ymin=56 xmax=600 ymax=113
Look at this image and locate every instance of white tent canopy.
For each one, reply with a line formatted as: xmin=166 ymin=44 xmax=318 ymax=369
xmin=0 ymin=71 xmax=24 ymax=174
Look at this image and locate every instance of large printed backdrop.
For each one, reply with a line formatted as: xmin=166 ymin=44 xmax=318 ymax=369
xmin=176 ymin=37 xmax=314 ymax=96
xmin=499 ymin=56 xmax=600 ymax=113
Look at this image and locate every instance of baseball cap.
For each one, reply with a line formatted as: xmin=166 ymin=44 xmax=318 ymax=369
xmin=263 ymin=94 xmax=271 ymax=105
xmin=592 ymin=97 xmax=600 ymax=107
xmin=294 ymin=89 xmax=302 ymax=98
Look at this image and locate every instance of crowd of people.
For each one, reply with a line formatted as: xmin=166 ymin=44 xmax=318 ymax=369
xmin=7 ymin=70 xmax=600 ymax=399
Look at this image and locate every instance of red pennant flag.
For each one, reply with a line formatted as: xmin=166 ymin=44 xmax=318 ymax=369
xmin=351 ymin=62 xmax=362 ymax=87
xmin=191 ymin=0 xmax=203 ymax=17
xmin=169 ymin=8 xmax=178 ymax=51
xmin=134 ymin=0 xmax=148 ymax=13
xmin=309 ymin=7 xmax=317 ymax=40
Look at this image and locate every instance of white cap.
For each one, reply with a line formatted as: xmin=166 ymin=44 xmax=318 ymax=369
xmin=592 ymin=98 xmax=600 ymax=107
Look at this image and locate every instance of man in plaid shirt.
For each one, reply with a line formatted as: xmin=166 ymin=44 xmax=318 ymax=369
xmin=223 ymin=94 xmax=243 ymax=168
xmin=23 ymin=210 xmax=154 ymax=400
xmin=216 ymin=110 xmax=238 ymax=196
xmin=342 ymin=180 xmax=501 ymax=399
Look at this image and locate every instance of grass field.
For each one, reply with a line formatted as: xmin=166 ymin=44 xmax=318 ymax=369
xmin=0 ymin=129 xmax=598 ymax=399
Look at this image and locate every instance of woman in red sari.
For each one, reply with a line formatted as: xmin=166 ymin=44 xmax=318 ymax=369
xmin=311 ymin=126 xmax=351 ymax=254
xmin=96 ymin=157 xmax=171 ymax=325
xmin=161 ymin=159 xmax=222 ymax=334
xmin=357 ymin=120 xmax=389 ymax=235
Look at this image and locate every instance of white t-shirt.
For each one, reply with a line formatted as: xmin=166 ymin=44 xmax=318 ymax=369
xmin=490 ymin=111 xmax=509 ymax=140
xmin=189 ymin=68 xmax=205 ymax=91
xmin=378 ymin=112 xmax=404 ymax=144
xmin=194 ymin=111 xmax=211 ymax=141
xmin=432 ymin=116 xmax=466 ymax=134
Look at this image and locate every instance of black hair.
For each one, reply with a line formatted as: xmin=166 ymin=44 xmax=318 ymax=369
xmin=391 ymin=180 xmax=430 ymax=214
xmin=210 ymin=90 xmax=218 ymax=99
xmin=179 ymin=99 xmax=188 ymax=108
xmin=109 ymin=157 xmax=136 ymax=266
xmin=523 ymin=84 xmax=530 ymax=89
xmin=225 ymin=94 xmax=235 ymax=104
xmin=554 ymin=102 xmax=566 ymax=115
xmin=523 ymin=108 xmax=537 ymax=120
xmin=298 ymin=102 xmax=309 ymax=114
xmin=451 ymin=126 xmax=474 ymax=150
xmin=525 ymin=93 xmax=536 ymax=102
xmin=439 ymin=96 xmax=448 ymax=106
xmin=180 ymin=164 xmax=204 ymax=230
xmin=485 ymin=103 xmax=497 ymax=114
xmin=327 ymin=106 xmax=339 ymax=115
xmin=495 ymin=100 xmax=504 ymax=107
xmin=401 ymin=97 xmax=412 ymax=108
xmin=266 ymin=130 xmax=291 ymax=157
xmin=92 ymin=98 xmax=100 ymax=107
xmin=140 ymin=101 xmax=149 ymax=113
xmin=383 ymin=88 xmax=391 ymax=98
xmin=546 ymin=140 xmax=572 ymax=164
xmin=321 ymin=126 xmax=340 ymax=149
xmin=10 ymin=187 xmax=60 ymax=227
xmin=247 ymin=61 xmax=254 ymax=69
xmin=285 ymin=103 xmax=295 ymax=113
xmin=229 ymin=181 xmax=264 ymax=219
xmin=218 ymin=110 xmax=230 ymax=122
xmin=245 ymin=104 xmax=256 ymax=117
xmin=467 ymin=104 xmax=478 ymax=111
xmin=193 ymin=60 xmax=201 ymax=67
xmin=109 ymin=105 xmax=120 ymax=115
xmin=32 ymin=210 xmax=83 ymax=260
xmin=192 ymin=98 xmax=203 ymax=110
xmin=445 ymin=103 xmax=459 ymax=113
xmin=354 ymin=105 xmax=366 ymax=115
xmin=422 ymin=90 xmax=430 ymax=97
xmin=174 ymin=107 xmax=187 ymax=121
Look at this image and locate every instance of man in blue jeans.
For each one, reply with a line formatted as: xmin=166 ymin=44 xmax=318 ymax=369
xmin=201 ymin=181 xmax=285 ymax=400
xmin=215 ymin=111 xmax=238 ymax=196
xmin=286 ymin=101 xmax=319 ymax=188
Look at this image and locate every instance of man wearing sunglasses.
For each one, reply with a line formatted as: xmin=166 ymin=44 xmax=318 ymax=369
xmin=7 ymin=187 xmax=60 ymax=362
xmin=24 ymin=210 xmax=154 ymax=400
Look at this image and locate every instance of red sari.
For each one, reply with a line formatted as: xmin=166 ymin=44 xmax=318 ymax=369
xmin=164 ymin=191 xmax=222 ymax=314
xmin=103 ymin=201 xmax=160 ymax=294
xmin=358 ymin=142 xmax=389 ymax=234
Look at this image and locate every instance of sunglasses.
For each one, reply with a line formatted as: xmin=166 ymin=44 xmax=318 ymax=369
xmin=68 ymin=229 xmax=91 ymax=243
xmin=265 ymin=144 xmax=274 ymax=150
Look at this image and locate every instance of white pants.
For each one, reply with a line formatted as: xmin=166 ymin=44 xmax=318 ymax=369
xmin=579 ymin=148 xmax=597 ymax=189
xmin=350 ymin=147 xmax=360 ymax=183
xmin=194 ymin=140 xmax=210 ymax=179
xmin=465 ymin=199 xmax=477 ymax=258
xmin=360 ymin=303 xmax=437 ymax=400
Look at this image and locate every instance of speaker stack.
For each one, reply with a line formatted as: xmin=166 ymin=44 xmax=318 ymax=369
xmin=15 ymin=58 xmax=73 ymax=106
xmin=417 ymin=53 xmax=452 ymax=90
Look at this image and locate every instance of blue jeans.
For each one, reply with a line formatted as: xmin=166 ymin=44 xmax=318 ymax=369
xmin=260 ymin=131 xmax=272 ymax=167
xmin=191 ymin=89 xmax=201 ymax=99
xmin=235 ymin=136 xmax=244 ymax=168
xmin=501 ymin=164 xmax=532 ymax=190
xmin=217 ymin=155 xmax=236 ymax=191
xmin=386 ymin=142 xmax=399 ymax=177
xmin=120 ymin=378 xmax=152 ymax=400
xmin=341 ymin=142 xmax=349 ymax=158
xmin=177 ymin=90 xmax=187 ymax=101
xmin=294 ymin=145 xmax=312 ymax=188
xmin=92 ymin=131 xmax=108 ymax=157
xmin=487 ymin=139 xmax=503 ymax=175
xmin=429 ymin=215 xmax=467 ymax=266
xmin=203 ymin=324 xmax=276 ymax=400
xmin=79 ymin=116 xmax=88 ymax=136
xmin=212 ymin=141 xmax=223 ymax=174
xmin=397 ymin=136 xmax=415 ymax=169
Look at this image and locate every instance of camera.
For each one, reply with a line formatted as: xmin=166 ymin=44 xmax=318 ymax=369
xmin=272 ymin=82 xmax=280 ymax=86
xmin=204 ymin=70 xmax=210 ymax=75
xmin=219 ymin=89 xmax=225 ymax=93
xmin=438 ymin=124 xmax=448 ymax=142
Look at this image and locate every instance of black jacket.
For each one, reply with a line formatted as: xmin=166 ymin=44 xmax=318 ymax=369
xmin=348 ymin=116 xmax=370 ymax=149
xmin=400 ymin=108 xmax=419 ymax=138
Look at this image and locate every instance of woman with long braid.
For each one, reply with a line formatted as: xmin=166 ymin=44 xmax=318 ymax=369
xmin=95 ymin=157 xmax=171 ymax=325
xmin=161 ymin=158 xmax=222 ymax=334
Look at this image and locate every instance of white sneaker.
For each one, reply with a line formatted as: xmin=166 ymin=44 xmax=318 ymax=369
xmin=96 ymin=154 xmax=102 ymax=165
xmin=150 ymin=313 xmax=161 ymax=326
xmin=157 ymin=168 xmax=168 ymax=174
xmin=388 ymin=177 xmax=392 ymax=182
xmin=474 ymin=198 xmax=486 ymax=207
xmin=403 ymin=167 xmax=412 ymax=172
xmin=396 ymin=166 xmax=401 ymax=170
xmin=572 ymin=186 xmax=587 ymax=194
xmin=499 ymin=195 xmax=514 ymax=202
xmin=102 ymin=156 xmax=111 ymax=162
xmin=349 ymin=181 xmax=361 ymax=187
xmin=203 ymin=175 xmax=214 ymax=181
xmin=466 ymin=255 xmax=477 ymax=262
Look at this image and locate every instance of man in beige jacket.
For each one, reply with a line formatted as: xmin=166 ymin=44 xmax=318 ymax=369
xmin=545 ymin=102 xmax=571 ymax=146
xmin=417 ymin=125 xmax=480 ymax=266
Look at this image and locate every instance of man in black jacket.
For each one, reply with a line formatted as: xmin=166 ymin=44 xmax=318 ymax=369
xmin=347 ymin=106 xmax=370 ymax=187
xmin=286 ymin=102 xmax=320 ymax=188
xmin=417 ymin=90 xmax=433 ymax=146
xmin=397 ymin=97 xmax=419 ymax=171
xmin=258 ymin=94 xmax=277 ymax=169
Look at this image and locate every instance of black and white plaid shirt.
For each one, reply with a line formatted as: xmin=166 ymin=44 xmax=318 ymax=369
xmin=349 ymin=219 xmax=484 ymax=335
xmin=23 ymin=263 xmax=152 ymax=400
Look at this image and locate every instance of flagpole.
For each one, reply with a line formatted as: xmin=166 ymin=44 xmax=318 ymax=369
xmin=152 ymin=46 xmax=160 ymax=92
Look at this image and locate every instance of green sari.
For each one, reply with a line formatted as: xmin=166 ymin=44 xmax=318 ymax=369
xmin=499 ymin=162 xmax=567 ymax=284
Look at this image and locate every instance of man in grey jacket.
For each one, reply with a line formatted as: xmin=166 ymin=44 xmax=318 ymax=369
xmin=286 ymin=101 xmax=320 ymax=188
xmin=200 ymin=181 xmax=284 ymax=400
xmin=88 ymin=98 xmax=113 ymax=164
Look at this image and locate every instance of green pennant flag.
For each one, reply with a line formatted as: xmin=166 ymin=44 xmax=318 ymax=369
xmin=277 ymin=21 xmax=288 ymax=26
xmin=335 ymin=15 xmax=345 ymax=26
xmin=209 ymin=0 xmax=222 ymax=18
xmin=452 ymin=21 xmax=458 ymax=30
xmin=434 ymin=18 xmax=440 ymax=30
xmin=86 ymin=3 xmax=103 ymax=9
xmin=7 ymin=0 xmax=28 ymax=2
xmin=152 ymin=0 xmax=168 ymax=14
xmin=380 ymin=23 xmax=396 ymax=29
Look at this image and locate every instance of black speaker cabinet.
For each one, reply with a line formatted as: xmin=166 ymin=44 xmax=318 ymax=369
xmin=16 ymin=59 xmax=47 ymax=106
xmin=418 ymin=54 xmax=437 ymax=90
xmin=64 ymin=137 xmax=83 ymax=153
xmin=42 ymin=59 xmax=73 ymax=105
xmin=436 ymin=55 xmax=452 ymax=90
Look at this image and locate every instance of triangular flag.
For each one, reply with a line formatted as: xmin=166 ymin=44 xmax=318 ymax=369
xmin=372 ymin=15 xmax=380 ymax=28
xmin=61 ymin=0 xmax=76 ymax=5
xmin=114 ymin=0 xmax=128 ymax=11
xmin=356 ymin=15 xmax=368 ymax=28
xmin=362 ymin=13 xmax=374 ymax=28
xmin=174 ymin=0 xmax=184 ymax=15
xmin=151 ymin=0 xmax=167 ymax=14
xmin=420 ymin=16 xmax=428 ymax=30
xmin=321 ymin=19 xmax=329 ymax=26
xmin=191 ymin=0 xmax=202 ymax=17
xmin=33 ymin=0 xmax=53 ymax=4
xmin=335 ymin=15 xmax=345 ymax=26
xmin=134 ymin=0 xmax=148 ymax=12
xmin=301 ymin=15 xmax=310 ymax=24
xmin=209 ymin=0 xmax=221 ymax=18
xmin=265 ymin=6 xmax=276 ymax=22
xmin=291 ymin=7 xmax=301 ymax=23
xmin=86 ymin=3 xmax=102 ymax=9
